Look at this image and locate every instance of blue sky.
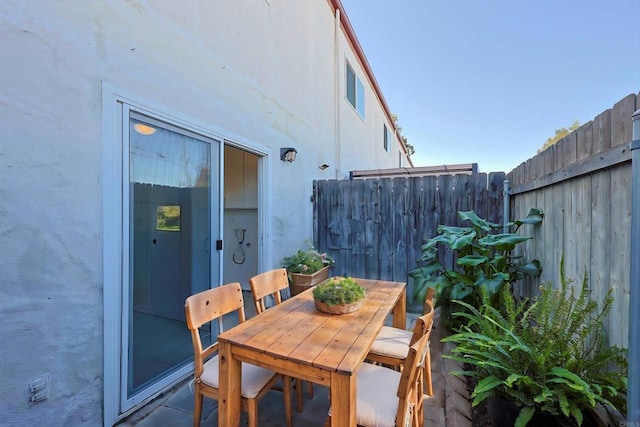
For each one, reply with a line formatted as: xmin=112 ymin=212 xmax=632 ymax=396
xmin=340 ymin=0 xmax=640 ymax=173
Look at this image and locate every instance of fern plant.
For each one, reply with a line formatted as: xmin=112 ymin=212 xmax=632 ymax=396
xmin=443 ymin=258 xmax=627 ymax=427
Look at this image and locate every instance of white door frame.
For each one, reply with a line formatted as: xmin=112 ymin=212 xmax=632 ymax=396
xmin=101 ymin=82 xmax=272 ymax=425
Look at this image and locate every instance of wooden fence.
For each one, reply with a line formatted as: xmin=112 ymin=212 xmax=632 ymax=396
xmin=313 ymin=91 xmax=637 ymax=347
xmin=508 ymin=92 xmax=638 ymax=349
xmin=313 ymin=172 xmax=505 ymax=310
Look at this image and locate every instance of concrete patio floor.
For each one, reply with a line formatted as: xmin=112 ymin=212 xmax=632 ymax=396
xmin=117 ymin=303 xmax=471 ymax=427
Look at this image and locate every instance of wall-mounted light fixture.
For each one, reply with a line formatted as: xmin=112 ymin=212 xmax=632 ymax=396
xmin=318 ymin=164 xmax=330 ymax=170
xmin=280 ymin=147 xmax=297 ymax=162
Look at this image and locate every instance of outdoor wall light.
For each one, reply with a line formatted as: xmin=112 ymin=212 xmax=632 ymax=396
xmin=319 ymin=164 xmax=330 ymax=170
xmin=280 ymin=147 xmax=297 ymax=162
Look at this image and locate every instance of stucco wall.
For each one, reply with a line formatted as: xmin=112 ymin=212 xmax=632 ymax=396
xmin=0 ymin=0 xmax=408 ymax=424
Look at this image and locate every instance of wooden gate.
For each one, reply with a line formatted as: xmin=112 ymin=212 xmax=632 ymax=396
xmin=313 ymin=172 xmax=505 ymax=308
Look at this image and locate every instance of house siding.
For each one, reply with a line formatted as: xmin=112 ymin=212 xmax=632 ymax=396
xmin=0 ymin=0 xmax=410 ymax=424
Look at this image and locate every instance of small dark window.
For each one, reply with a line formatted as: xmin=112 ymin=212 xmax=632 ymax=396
xmin=383 ymin=124 xmax=392 ymax=153
xmin=383 ymin=124 xmax=389 ymax=152
xmin=346 ymin=61 xmax=365 ymax=118
xmin=346 ymin=63 xmax=356 ymax=108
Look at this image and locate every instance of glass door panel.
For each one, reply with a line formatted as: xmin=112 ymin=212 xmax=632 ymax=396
xmin=127 ymin=114 xmax=217 ymax=397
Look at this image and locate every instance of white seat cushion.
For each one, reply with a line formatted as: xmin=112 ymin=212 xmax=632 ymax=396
xmin=369 ymin=326 xmax=412 ymax=359
xmin=200 ymin=355 xmax=275 ymax=399
xmin=329 ymin=363 xmax=401 ymax=427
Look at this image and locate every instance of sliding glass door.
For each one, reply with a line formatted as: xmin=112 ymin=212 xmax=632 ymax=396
xmin=122 ymin=110 xmax=220 ymax=408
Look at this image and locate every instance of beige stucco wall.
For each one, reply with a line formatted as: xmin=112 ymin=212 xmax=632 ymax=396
xmin=0 ymin=0 xmax=409 ymax=424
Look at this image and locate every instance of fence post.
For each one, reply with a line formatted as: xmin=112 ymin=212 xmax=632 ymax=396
xmin=503 ymin=179 xmax=510 ymax=233
xmin=629 ymin=108 xmax=640 ymax=423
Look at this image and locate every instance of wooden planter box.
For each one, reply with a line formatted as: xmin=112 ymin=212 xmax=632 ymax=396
xmin=288 ymin=265 xmax=330 ymax=296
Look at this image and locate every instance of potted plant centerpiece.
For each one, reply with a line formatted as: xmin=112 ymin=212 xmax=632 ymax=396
xmin=282 ymin=245 xmax=335 ymax=295
xmin=313 ymin=277 xmax=365 ymax=314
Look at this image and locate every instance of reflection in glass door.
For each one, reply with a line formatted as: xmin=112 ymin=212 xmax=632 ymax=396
xmin=125 ymin=112 xmax=219 ymax=401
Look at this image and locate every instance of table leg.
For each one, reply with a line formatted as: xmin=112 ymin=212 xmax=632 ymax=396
xmin=330 ymin=371 xmax=356 ymax=426
xmin=218 ymin=341 xmax=242 ymax=427
xmin=393 ymin=287 xmax=406 ymax=329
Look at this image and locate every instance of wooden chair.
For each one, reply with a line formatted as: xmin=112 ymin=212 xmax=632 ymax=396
xmin=365 ymin=289 xmax=435 ymax=396
xmin=249 ymin=268 xmax=313 ymax=412
xmin=185 ymin=282 xmax=293 ymax=427
xmin=325 ymin=331 xmax=432 ymax=427
xmin=249 ymin=268 xmax=290 ymax=314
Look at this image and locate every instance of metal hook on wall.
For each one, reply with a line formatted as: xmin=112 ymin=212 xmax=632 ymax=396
xmin=233 ymin=228 xmax=247 ymax=264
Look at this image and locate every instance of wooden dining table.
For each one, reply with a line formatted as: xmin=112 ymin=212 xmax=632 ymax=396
xmin=217 ymin=277 xmax=406 ymax=427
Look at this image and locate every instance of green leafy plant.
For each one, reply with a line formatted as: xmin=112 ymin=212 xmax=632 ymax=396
xmin=442 ymin=259 xmax=627 ymax=427
xmin=409 ymin=208 xmax=544 ymax=327
xmin=312 ymin=277 xmax=365 ymax=306
xmin=281 ymin=245 xmax=335 ymax=274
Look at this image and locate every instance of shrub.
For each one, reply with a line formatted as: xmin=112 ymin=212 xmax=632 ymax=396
xmin=409 ymin=208 xmax=543 ymax=328
xmin=442 ymin=258 xmax=627 ymax=427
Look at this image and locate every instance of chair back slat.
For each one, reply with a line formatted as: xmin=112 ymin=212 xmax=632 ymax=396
xmin=408 ymin=299 xmax=434 ymax=347
xmin=249 ymin=268 xmax=289 ymax=314
xmin=395 ymin=324 xmax=433 ymax=426
xmin=423 ymin=287 xmax=436 ymax=317
xmin=185 ymin=282 xmax=245 ymax=329
xmin=397 ymin=332 xmax=430 ymax=400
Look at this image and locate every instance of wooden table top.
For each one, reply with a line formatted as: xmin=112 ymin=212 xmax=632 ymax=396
xmin=218 ymin=278 xmax=406 ymax=376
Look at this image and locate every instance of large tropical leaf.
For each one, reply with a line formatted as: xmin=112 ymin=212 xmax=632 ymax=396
xmin=479 ymin=233 xmax=531 ymax=251
xmin=415 ymin=249 xmax=438 ymax=263
xmin=515 ymin=208 xmax=545 ymax=225
xmin=422 ymin=234 xmax=450 ymax=249
xmin=458 ymin=210 xmax=500 ymax=231
xmin=451 ymin=282 xmax=473 ymax=300
xmin=447 ymin=270 xmax=474 ymax=285
xmin=408 ymin=263 xmax=443 ymax=279
xmin=515 ymin=259 xmax=543 ymax=277
xmin=449 ymin=231 xmax=477 ymax=250
xmin=505 ymin=208 xmax=544 ymax=229
xmin=436 ymin=225 xmax=471 ymax=235
xmin=477 ymin=272 xmax=508 ymax=295
xmin=489 ymin=254 xmax=508 ymax=269
xmin=412 ymin=275 xmax=449 ymax=301
xmin=457 ymin=255 xmax=489 ymax=267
